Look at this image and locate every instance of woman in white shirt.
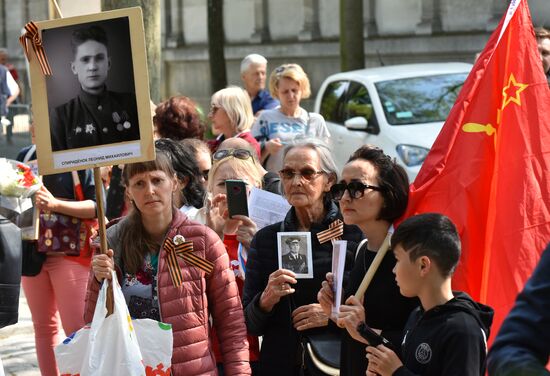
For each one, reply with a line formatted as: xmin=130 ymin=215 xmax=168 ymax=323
xmin=251 ymin=63 xmax=330 ymax=173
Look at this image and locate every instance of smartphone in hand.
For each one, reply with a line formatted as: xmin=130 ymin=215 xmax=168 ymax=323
xmin=225 ymin=180 xmax=248 ymax=218
xmin=357 ymin=322 xmax=395 ymax=350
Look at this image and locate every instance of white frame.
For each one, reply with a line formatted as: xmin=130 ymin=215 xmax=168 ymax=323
xmin=277 ymin=232 xmax=313 ymax=279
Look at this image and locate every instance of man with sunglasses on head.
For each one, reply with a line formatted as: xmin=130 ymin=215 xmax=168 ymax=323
xmin=218 ymin=138 xmax=282 ymax=195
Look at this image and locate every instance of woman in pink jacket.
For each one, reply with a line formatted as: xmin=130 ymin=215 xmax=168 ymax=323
xmin=85 ymin=149 xmax=250 ymax=375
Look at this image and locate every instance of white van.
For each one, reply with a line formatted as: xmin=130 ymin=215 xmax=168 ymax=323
xmin=314 ymin=63 xmax=472 ymax=181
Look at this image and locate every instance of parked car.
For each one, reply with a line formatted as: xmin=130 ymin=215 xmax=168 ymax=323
xmin=314 ymin=63 xmax=472 ymax=181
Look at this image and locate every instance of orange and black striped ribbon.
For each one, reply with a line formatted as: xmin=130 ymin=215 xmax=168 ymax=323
xmin=163 ymin=237 xmax=214 ymax=287
xmin=19 ymin=22 xmax=53 ymax=76
xmin=317 ymin=219 xmax=344 ymax=244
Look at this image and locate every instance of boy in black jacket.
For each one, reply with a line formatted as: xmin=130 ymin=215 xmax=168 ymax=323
xmin=366 ymin=213 xmax=494 ymax=376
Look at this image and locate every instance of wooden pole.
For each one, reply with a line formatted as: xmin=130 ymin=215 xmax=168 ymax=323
xmin=49 ymin=0 xmax=64 ymax=18
xmin=354 ymin=231 xmax=392 ymax=299
xmin=93 ymin=167 xmax=113 ymax=315
xmin=47 ymin=0 xmax=114 ymax=317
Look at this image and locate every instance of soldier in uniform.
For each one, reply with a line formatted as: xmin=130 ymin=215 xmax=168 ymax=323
xmin=50 ymin=25 xmax=139 ymax=152
xmin=281 ymin=236 xmax=308 ymax=274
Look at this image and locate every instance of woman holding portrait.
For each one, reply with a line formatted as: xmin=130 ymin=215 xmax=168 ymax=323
xmin=86 ymin=148 xmax=250 ymax=375
xmin=17 ymin=123 xmax=97 ymax=376
xmin=242 ymin=139 xmax=363 ymax=375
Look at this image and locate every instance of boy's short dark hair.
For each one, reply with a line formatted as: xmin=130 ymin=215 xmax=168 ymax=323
xmin=348 ymin=145 xmax=409 ymax=222
xmin=392 ymin=213 xmax=461 ymax=277
xmin=71 ymin=25 xmax=108 ymax=56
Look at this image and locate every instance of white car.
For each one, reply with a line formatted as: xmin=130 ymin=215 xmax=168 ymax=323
xmin=314 ymin=63 xmax=472 ymax=181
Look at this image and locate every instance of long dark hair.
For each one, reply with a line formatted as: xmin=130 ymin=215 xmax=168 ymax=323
xmin=155 ymin=138 xmax=206 ymax=208
xmin=120 ymin=150 xmax=176 ymax=274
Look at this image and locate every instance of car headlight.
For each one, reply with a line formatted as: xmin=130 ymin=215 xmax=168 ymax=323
xmin=396 ymin=144 xmax=430 ymax=167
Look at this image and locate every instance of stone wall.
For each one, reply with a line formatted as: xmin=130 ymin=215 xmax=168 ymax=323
xmin=2 ymin=0 xmax=549 ymax=110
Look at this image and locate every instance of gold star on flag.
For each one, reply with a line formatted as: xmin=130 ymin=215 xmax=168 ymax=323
xmin=502 ymin=73 xmax=528 ymax=109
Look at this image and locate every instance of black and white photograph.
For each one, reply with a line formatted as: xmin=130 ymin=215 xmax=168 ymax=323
xmin=28 ymin=8 xmax=154 ymax=175
xmin=44 ymin=18 xmax=139 ymax=152
xmin=277 ymin=232 xmax=313 ymax=278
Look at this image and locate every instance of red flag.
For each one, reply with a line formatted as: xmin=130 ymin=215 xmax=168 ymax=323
xmin=401 ymin=0 xmax=550 ymax=344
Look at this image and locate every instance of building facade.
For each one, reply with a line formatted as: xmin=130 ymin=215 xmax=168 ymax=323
xmin=2 ymin=0 xmax=549 ymax=108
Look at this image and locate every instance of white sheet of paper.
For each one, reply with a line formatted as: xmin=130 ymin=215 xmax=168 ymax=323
xmin=248 ymin=187 xmax=291 ymax=230
xmin=331 ymin=240 xmax=348 ymax=317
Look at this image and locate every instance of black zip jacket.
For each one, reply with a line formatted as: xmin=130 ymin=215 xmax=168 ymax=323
xmin=242 ymin=202 xmax=364 ymax=376
xmin=394 ymin=291 xmax=494 ymax=376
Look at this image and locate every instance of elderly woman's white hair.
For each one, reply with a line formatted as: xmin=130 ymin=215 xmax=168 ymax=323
xmin=240 ymin=54 xmax=268 ymax=74
xmin=210 ymin=86 xmax=255 ymax=133
xmin=281 ymin=138 xmax=338 ymax=206
xmin=282 ymin=138 xmax=338 ymax=180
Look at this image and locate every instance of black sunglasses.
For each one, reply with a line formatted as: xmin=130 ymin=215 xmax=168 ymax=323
xmin=212 ymin=148 xmax=253 ymax=162
xmin=279 ymin=168 xmax=325 ymax=181
xmin=330 ymin=181 xmax=382 ymax=200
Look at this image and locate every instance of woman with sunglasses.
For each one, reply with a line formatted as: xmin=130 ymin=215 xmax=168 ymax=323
xmin=242 ymin=139 xmax=363 ymax=376
xmin=203 ymin=143 xmax=265 ymax=374
xmin=207 ymin=86 xmax=261 ymax=157
xmin=251 ymin=63 xmax=330 ymax=173
xmin=317 ymin=146 xmax=418 ymax=376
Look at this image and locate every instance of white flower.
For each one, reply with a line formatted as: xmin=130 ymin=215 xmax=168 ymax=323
xmin=0 ymin=158 xmax=41 ymax=198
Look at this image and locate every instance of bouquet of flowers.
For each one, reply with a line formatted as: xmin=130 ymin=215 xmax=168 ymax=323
xmin=0 ymin=158 xmax=41 ymax=198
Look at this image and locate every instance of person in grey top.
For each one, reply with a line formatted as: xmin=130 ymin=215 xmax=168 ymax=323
xmin=251 ymin=63 xmax=330 ymax=173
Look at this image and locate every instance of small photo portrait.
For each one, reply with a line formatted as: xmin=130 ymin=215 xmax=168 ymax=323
xmin=28 ymin=8 xmax=154 ymax=175
xmin=277 ymin=232 xmax=313 ymax=279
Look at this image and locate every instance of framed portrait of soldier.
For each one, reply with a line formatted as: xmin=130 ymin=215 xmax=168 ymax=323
xmin=277 ymin=232 xmax=313 ymax=279
xmin=27 ymin=7 xmax=154 ymax=175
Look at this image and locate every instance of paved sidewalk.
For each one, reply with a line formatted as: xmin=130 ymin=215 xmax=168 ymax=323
xmin=0 ymin=290 xmax=40 ymax=376
xmin=0 ymin=129 xmax=38 ymax=375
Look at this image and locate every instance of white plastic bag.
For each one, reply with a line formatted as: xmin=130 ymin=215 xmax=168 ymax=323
xmin=56 ymin=270 xmax=173 ymax=375
xmin=134 ymin=319 xmax=173 ymax=375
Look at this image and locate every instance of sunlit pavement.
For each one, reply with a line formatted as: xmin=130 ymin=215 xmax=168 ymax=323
xmin=1 ymin=130 xmax=39 ymax=375
xmin=0 ymin=291 xmax=40 ymax=376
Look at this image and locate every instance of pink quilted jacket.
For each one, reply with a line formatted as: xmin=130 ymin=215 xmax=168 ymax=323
xmin=84 ymin=210 xmax=250 ymax=375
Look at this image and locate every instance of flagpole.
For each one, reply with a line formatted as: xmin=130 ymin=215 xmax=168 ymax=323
xmin=354 ymin=232 xmax=391 ymax=299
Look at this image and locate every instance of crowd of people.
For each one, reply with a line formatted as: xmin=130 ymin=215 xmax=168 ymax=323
xmin=3 ymin=23 xmax=550 ymax=376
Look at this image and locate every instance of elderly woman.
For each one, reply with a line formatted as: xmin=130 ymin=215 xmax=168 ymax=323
xmin=207 ymin=86 xmax=260 ymax=157
xmin=242 ymin=139 xmax=363 ymax=375
xmin=317 ymin=146 xmax=418 ymax=375
xmin=153 ymin=95 xmax=205 ymax=140
xmin=251 ymin=63 xmax=330 ymax=173
xmin=86 ymin=148 xmax=250 ymax=375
